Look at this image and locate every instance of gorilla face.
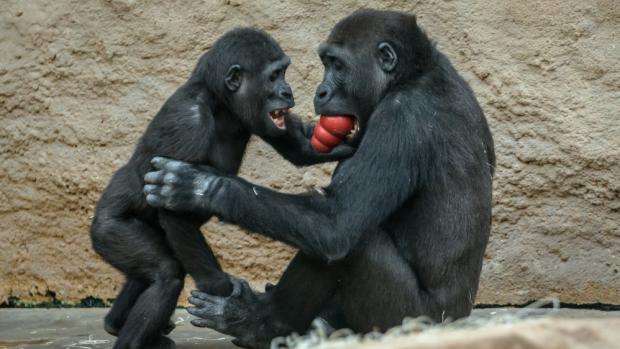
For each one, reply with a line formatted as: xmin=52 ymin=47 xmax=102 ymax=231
xmin=225 ymin=55 xmax=295 ymax=138
xmin=260 ymin=56 xmax=295 ymax=132
xmin=313 ymin=39 xmax=397 ymax=145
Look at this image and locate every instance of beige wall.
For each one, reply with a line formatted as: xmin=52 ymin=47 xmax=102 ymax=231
xmin=0 ymin=0 xmax=618 ymax=305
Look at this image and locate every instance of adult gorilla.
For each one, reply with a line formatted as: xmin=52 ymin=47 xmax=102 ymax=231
xmin=144 ymin=9 xmax=495 ymax=349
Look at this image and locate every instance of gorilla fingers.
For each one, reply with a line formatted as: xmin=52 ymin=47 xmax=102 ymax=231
xmin=144 ymin=157 xmax=225 ymax=214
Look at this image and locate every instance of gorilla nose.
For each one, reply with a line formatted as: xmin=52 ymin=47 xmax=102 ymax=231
xmin=279 ymin=85 xmax=294 ymax=104
xmin=314 ymin=84 xmax=332 ymax=106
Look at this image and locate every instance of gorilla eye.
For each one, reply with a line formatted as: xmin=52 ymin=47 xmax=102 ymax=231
xmin=270 ymin=69 xmax=281 ymax=82
xmin=332 ymin=58 xmax=344 ymax=71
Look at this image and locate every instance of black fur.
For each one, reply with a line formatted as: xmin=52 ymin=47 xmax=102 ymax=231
xmin=91 ymin=27 xmax=352 ymax=349
xmin=144 ymin=9 xmax=495 ymax=349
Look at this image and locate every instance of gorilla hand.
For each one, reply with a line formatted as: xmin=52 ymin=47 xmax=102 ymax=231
xmin=275 ymin=113 xmax=356 ymax=165
xmin=330 ymin=142 xmax=357 ymax=157
xmin=143 ymin=157 xmax=224 ymax=214
xmin=188 ymin=277 xmax=276 ymax=349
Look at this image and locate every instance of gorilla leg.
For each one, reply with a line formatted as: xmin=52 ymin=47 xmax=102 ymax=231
xmin=269 ymin=253 xmax=339 ymax=333
xmin=104 ymin=278 xmax=147 ymax=336
xmin=270 ymin=230 xmax=427 ymax=333
xmin=187 ymin=252 xmax=338 ymax=348
xmin=91 ymin=214 xmax=184 ymax=349
xmin=338 ymin=231 xmax=429 ymax=332
xmin=114 ymin=260 xmax=184 ymax=349
xmin=158 ymin=210 xmax=232 ymax=297
xmin=104 ymin=278 xmax=176 ymax=337
xmin=187 ymin=229 xmax=436 ymax=348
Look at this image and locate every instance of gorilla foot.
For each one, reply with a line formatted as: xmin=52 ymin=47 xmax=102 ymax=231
xmin=146 ymin=336 xmax=176 ymax=349
xmin=188 ymin=277 xmax=277 ymax=349
xmin=105 ymin=320 xmax=175 ymax=337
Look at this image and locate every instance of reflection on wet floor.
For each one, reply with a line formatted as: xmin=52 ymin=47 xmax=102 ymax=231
xmin=0 ymin=309 xmax=236 ymax=349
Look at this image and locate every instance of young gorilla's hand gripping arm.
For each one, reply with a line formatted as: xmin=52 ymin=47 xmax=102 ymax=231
xmin=265 ymin=113 xmax=356 ymax=166
xmin=144 ymin=108 xmax=416 ymax=262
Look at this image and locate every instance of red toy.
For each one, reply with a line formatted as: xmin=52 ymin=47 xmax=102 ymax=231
xmin=310 ymin=115 xmax=355 ymax=153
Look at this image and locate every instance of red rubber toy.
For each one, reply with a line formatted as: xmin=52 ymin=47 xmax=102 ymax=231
xmin=319 ymin=116 xmax=354 ymax=137
xmin=310 ymin=115 xmax=355 ymax=153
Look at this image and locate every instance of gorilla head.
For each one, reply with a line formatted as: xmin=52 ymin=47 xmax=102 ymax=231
xmin=192 ymin=27 xmax=294 ymax=137
xmin=314 ymin=9 xmax=433 ymax=144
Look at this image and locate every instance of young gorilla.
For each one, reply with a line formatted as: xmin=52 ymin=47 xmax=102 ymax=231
xmin=144 ymin=9 xmax=496 ymax=349
xmin=90 ymin=28 xmax=352 ymax=349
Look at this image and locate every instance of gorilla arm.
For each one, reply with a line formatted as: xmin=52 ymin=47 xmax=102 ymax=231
xmin=144 ymin=105 xmax=417 ymax=263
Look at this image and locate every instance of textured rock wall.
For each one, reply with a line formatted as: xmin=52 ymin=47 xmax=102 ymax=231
xmin=0 ymin=0 xmax=618 ymax=305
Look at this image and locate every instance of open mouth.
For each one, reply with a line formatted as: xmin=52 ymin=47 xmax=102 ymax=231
xmin=319 ymin=114 xmax=360 ymax=142
xmin=269 ymin=108 xmax=289 ymax=130
xmin=346 ymin=117 xmax=360 ymax=141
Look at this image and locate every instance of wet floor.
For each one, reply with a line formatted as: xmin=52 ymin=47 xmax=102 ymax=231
xmin=0 ymin=308 xmax=618 ymax=349
xmin=0 ymin=309 xmax=236 ymax=349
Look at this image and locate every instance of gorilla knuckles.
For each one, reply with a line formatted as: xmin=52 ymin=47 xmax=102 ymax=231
xmin=314 ymin=10 xmax=433 ymax=145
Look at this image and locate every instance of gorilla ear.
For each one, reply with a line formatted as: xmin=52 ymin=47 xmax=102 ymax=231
xmin=377 ymin=42 xmax=397 ymax=73
xmin=225 ymin=65 xmax=242 ymax=92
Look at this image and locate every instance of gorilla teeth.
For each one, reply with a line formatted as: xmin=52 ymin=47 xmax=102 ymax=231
xmin=269 ymin=109 xmax=289 ymax=129
xmin=346 ymin=119 xmax=360 ymax=141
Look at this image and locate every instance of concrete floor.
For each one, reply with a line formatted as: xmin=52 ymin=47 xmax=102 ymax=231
xmin=0 ymin=308 xmax=618 ymax=349
xmin=0 ymin=309 xmax=236 ymax=349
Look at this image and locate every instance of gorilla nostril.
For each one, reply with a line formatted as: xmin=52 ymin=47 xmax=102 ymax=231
xmin=315 ymin=84 xmax=331 ymax=105
xmin=280 ymin=86 xmax=293 ymax=101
